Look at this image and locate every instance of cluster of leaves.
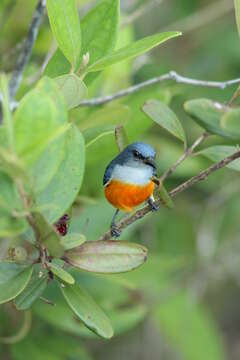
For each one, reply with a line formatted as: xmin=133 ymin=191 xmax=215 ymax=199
xmin=0 ymin=0 xmax=184 ymax=341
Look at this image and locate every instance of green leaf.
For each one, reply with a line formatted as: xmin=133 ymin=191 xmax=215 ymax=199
xmin=54 ymin=74 xmax=87 ymax=109
xmin=115 ymin=125 xmax=129 ymax=152
xmin=32 ymin=212 xmax=65 ymax=257
xmin=142 ymin=99 xmax=186 ymax=143
xmin=79 ymin=0 xmax=119 ymax=68
xmin=199 ymin=146 xmax=240 ymax=171
xmin=44 ymin=48 xmax=71 ymax=78
xmin=0 ymin=147 xmax=27 ymax=181
xmin=64 ymin=240 xmax=148 ymax=273
xmin=60 ymin=233 xmax=86 ymax=250
xmin=153 ymin=292 xmax=225 ymax=360
xmin=44 ymin=0 xmax=119 ymax=79
xmin=14 ymin=271 xmax=47 ymax=310
xmin=158 ymin=184 xmax=174 ymax=209
xmin=14 ymin=88 xmax=69 ymax=166
xmin=48 ymin=262 xmax=75 ymax=284
xmin=46 ymin=0 xmax=81 ymax=68
xmin=234 ymin=0 xmax=240 ymax=35
xmin=87 ymin=31 xmax=181 ymax=72
xmin=0 ymin=171 xmax=26 ymax=237
xmin=0 ymin=262 xmax=33 ymax=304
xmin=31 ymin=77 xmax=68 ymax=193
xmin=184 ymin=98 xmax=239 ymax=139
xmin=60 ymin=283 xmax=113 ymax=339
xmin=220 ymin=108 xmax=240 ymax=138
xmin=36 ymin=125 xmax=85 ymax=223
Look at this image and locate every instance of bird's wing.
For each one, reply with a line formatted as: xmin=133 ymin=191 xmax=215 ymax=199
xmin=103 ymin=161 xmax=114 ymax=186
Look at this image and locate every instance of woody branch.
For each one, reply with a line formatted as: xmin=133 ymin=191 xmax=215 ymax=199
xmin=99 ymin=149 xmax=240 ymax=241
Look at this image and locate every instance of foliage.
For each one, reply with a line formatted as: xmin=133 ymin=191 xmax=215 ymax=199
xmin=0 ymin=0 xmax=240 ymax=359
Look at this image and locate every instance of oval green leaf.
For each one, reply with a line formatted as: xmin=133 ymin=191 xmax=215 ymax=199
xmin=60 ymin=283 xmax=113 ymax=339
xmin=36 ymin=124 xmax=85 ymax=223
xmin=115 ymin=125 xmax=129 ymax=152
xmin=184 ymin=98 xmax=239 ymax=139
xmin=78 ymin=0 xmax=119 ymax=68
xmin=44 ymin=0 xmax=119 ymax=79
xmin=31 ymin=77 xmax=68 ymax=192
xmin=61 ymin=233 xmax=86 ymax=250
xmin=221 ymin=108 xmax=240 ymax=138
xmin=158 ymin=184 xmax=174 ymax=209
xmin=32 ymin=212 xmax=65 ymax=258
xmin=14 ymin=88 xmax=69 ymax=166
xmin=48 ymin=262 xmax=75 ymax=284
xmin=199 ymin=146 xmax=240 ymax=171
xmin=0 ymin=263 xmax=33 ymax=304
xmin=46 ymin=0 xmax=81 ymax=68
xmin=87 ymin=31 xmax=181 ymax=72
xmin=14 ymin=271 xmax=47 ymax=310
xmin=54 ymin=74 xmax=87 ymax=109
xmin=64 ymin=240 xmax=148 ymax=273
xmin=143 ymin=99 xmax=186 ymax=143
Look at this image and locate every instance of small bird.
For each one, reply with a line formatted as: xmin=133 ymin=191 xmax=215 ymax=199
xmin=103 ymin=142 xmax=159 ymax=237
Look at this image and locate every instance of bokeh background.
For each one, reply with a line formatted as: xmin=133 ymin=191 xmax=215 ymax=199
xmin=1 ymin=0 xmax=240 ymax=359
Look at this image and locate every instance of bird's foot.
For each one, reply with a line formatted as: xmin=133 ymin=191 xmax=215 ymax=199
xmin=148 ymin=197 xmax=159 ymax=212
xmin=110 ymin=224 xmax=121 ymax=238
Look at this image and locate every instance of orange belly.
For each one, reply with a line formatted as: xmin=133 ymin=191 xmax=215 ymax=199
xmin=104 ymin=180 xmax=155 ymax=212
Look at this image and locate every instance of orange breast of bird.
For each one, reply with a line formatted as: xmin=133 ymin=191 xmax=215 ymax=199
xmin=104 ymin=180 xmax=155 ymax=212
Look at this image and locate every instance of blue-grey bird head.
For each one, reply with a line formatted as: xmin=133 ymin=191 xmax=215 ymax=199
xmin=103 ymin=142 xmax=157 ymax=186
xmin=120 ymin=142 xmax=156 ymax=168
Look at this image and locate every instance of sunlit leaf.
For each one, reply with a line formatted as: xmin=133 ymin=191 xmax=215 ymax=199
xmin=46 ymin=0 xmax=81 ymax=68
xmin=87 ymin=31 xmax=181 ymax=72
xmin=54 ymin=74 xmax=87 ymax=109
xmin=36 ymin=125 xmax=85 ymax=223
xmin=14 ymin=88 xmax=69 ymax=166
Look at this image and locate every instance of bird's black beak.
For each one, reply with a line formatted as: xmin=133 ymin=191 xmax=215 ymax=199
xmin=144 ymin=156 xmax=156 ymax=169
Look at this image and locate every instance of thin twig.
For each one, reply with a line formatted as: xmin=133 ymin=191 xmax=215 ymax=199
xmin=99 ymin=149 xmax=240 ymax=240
xmin=160 ymin=132 xmax=209 ymax=182
xmin=78 ymin=71 xmax=240 ymax=107
xmin=8 ymin=0 xmax=46 ymax=100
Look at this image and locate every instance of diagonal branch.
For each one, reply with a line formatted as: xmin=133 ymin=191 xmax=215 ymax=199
xmin=78 ymin=71 xmax=240 ymax=107
xmin=160 ymin=132 xmax=209 ymax=182
xmin=8 ymin=0 xmax=46 ymax=101
xmin=99 ymin=149 xmax=240 ymax=241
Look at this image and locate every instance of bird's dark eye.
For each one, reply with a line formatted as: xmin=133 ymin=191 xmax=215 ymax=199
xmin=133 ymin=150 xmax=140 ymax=157
xmin=133 ymin=150 xmax=143 ymax=159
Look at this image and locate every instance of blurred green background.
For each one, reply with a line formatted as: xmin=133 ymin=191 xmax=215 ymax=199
xmin=1 ymin=0 xmax=240 ymax=359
